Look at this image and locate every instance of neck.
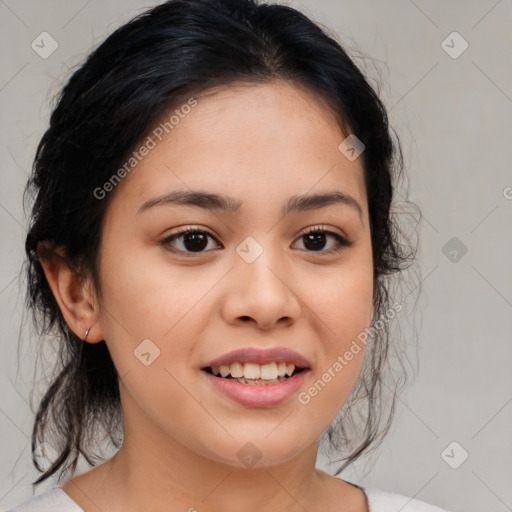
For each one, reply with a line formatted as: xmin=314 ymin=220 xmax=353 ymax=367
xmin=104 ymin=424 xmax=326 ymax=512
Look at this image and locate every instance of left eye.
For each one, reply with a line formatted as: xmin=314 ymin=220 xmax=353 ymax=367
xmin=292 ymin=227 xmax=353 ymax=254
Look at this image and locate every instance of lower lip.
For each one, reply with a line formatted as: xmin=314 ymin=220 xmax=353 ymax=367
xmin=201 ymin=369 xmax=310 ymax=407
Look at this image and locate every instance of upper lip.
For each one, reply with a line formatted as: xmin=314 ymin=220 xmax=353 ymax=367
xmin=202 ymin=347 xmax=312 ymax=369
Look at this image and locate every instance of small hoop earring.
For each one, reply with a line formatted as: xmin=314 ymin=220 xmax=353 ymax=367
xmin=84 ymin=327 xmax=90 ymax=341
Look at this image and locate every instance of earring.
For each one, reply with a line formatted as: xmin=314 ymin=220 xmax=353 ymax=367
xmin=84 ymin=327 xmax=90 ymax=341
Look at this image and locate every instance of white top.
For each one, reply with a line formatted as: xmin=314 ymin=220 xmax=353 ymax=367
xmin=5 ymin=486 xmax=451 ymax=511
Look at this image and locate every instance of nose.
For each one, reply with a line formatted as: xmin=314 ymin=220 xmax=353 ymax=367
xmin=220 ymin=247 xmax=302 ymax=330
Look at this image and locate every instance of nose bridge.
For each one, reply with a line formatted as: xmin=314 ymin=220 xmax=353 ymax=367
xmin=236 ymin=234 xmax=284 ymax=292
xmin=236 ymin=232 xmax=288 ymax=283
xmin=222 ymin=234 xmax=301 ymax=328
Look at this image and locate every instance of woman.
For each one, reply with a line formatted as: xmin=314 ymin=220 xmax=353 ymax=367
xmin=9 ymin=0 xmax=449 ymax=510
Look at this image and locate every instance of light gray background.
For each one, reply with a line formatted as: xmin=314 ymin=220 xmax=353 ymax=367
xmin=1 ymin=1 xmax=511 ymax=511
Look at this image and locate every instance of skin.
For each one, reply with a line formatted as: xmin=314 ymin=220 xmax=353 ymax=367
xmin=39 ymin=80 xmax=373 ymax=512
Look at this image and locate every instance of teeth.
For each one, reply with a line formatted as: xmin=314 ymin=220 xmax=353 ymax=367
xmin=229 ymin=362 xmax=244 ymax=378
xmin=260 ymin=362 xmax=278 ymax=380
xmin=285 ymin=363 xmax=295 ymax=377
xmin=243 ymin=362 xmax=260 ymax=379
xmin=209 ymin=361 xmax=298 ymax=380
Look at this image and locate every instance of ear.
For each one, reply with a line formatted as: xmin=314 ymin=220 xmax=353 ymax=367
xmin=37 ymin=241 xmax=104 ymax=343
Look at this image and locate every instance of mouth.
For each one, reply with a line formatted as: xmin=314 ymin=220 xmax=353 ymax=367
xmin=200 ymin=347 xmax=312 ymax=406
xmin=201 ymin=360 xmax=310 ymax=407
xmin=201 ymin=362 xmax=307 ymax=386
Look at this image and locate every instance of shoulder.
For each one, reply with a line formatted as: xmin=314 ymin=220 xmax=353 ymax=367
xmin=364 ymin=487 xmax=451 ymax=512
xmin=5 ymin=487 xmax=84 ymax=512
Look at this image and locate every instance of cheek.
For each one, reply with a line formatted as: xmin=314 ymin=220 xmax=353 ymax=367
xmin=96 ymin=250 xmax=217 ymax=378
xmin=95 ymin=253 xmax=170 ymax=371
xmin=304 ymin=258 xmax=374 ymax=342
xmin=319 ymin=279 xmax=373 ymax=333
xmin=98 ymin=247 xmax=179 ymax=327
xmin=96 ymin=262 xmax=199 ymax=428
xmin=297 ymin=256 xmax=373 ymax=411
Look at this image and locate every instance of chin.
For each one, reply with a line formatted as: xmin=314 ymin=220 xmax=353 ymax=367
xmin=203 ymin=437 xmax=311 ymax=470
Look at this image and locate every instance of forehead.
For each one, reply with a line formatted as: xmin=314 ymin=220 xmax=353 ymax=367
xmin=106 ymin=80 xmax=367 ymax=218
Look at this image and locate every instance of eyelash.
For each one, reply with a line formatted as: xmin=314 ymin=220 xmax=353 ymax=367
xmin=160 ymin=225 xmax=354 ymax=256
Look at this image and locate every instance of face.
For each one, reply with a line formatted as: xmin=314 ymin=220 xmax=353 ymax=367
xmin=93 ymin=80 xmax=374 ymax=468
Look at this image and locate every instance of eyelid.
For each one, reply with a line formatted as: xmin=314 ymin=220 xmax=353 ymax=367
xmin=297 ymin=224 xmax=350 ymax=240
xmin=167 ymin=225 xmax=216 ymax=237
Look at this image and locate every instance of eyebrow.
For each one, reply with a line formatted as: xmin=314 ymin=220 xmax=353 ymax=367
xmin=137 ymin=189 xmax=363 ymax=220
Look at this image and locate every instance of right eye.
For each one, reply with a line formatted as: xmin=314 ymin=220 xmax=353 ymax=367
xmin=161 ymin=227 xmax=222 ymax=254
